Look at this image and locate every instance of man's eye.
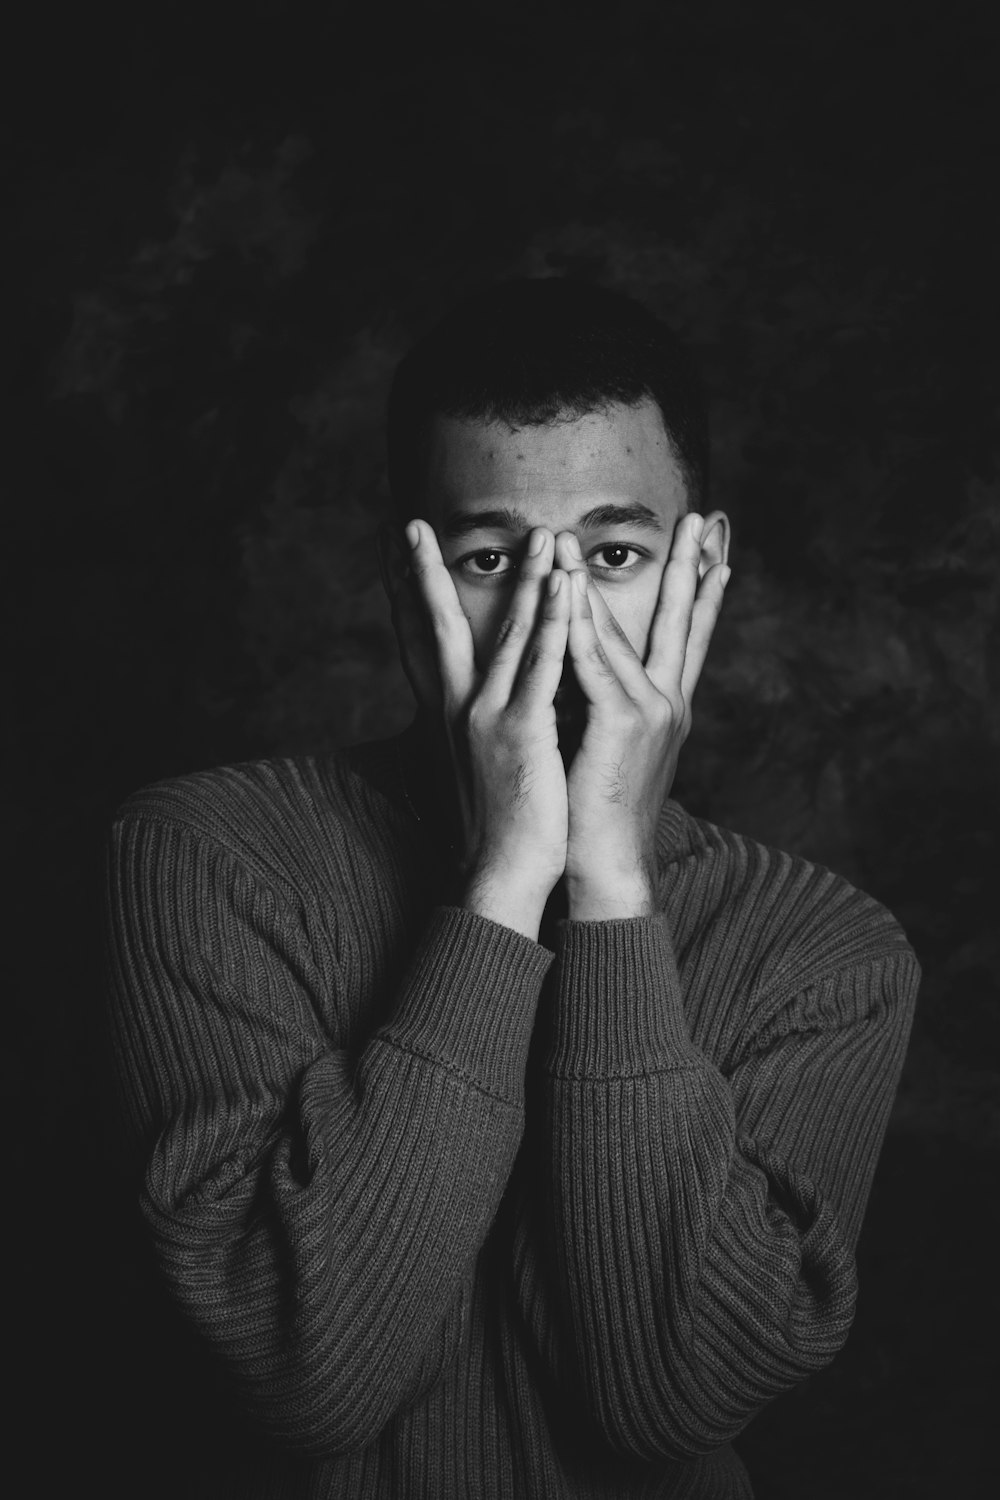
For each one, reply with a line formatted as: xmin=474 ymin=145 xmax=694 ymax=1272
xmin=461 ymin=549 xmax=516 ymax=577
xmin=589 ymin=544 xmax=643 ymax=573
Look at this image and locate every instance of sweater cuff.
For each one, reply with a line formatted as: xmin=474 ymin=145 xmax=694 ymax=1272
xmin=380 ymin=905 xmax=554 ymax=1100
xmin=543 ymin=913 xmax=700 ymax=1078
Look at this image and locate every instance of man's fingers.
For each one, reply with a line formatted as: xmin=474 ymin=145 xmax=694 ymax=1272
xmin=567 ymin=568 xmax=633 ymax=706
xmin=645 ymin=513 xmax=705 ymax=697
xmin=482 ymin=528 xmax=556 ymax=701
xmin=679 ymin=563 xmax=730 ymax=704
xmin=583 ymin=576 xmax=658 ymax=702
xmin=406 ymin=519 xmax=476 ymax=702
xmin=510 ymin=565 xmax=571 ymax=709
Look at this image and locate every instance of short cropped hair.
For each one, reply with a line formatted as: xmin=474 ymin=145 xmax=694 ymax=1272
xmin=386 ymin=277 xmax=708 ymax=519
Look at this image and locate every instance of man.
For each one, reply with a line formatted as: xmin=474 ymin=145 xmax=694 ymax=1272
xmin=104 ymin=277 xmax=919 ymax=1498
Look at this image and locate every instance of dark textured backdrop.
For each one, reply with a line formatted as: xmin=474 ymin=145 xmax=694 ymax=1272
xmin=6 ymin=2 xmax=998 ymax=1494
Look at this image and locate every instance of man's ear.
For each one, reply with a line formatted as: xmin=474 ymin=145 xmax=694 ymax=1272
xmin=698 ymin=510 xmax=731 ymax=580
xmin=376 ymin=521 xmax=411 ymax=601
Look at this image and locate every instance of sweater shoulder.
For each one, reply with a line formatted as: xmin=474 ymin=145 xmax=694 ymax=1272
xmin=115 ymin=752 xmax=349 ymax=840
xmin=110 ymin=745 xmax=409 ymax=907
xmin=664 ymin=804 xmax=918 ymax=1006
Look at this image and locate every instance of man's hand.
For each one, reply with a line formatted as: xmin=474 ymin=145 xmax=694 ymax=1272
xmin=559 ymin=514 xmax=730 ymax=920
xmin=390 ymin=520 xmax=571 ymax=940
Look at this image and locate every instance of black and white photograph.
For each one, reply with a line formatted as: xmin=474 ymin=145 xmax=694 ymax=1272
xmin=6 ymin=3 xmax=997 ymax=1495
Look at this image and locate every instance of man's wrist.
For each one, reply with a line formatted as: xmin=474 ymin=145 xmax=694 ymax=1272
xmin=459 ymin=863 xmax=552 ymax=942
xmin=564 ymin=872 xmax=657 ymax=922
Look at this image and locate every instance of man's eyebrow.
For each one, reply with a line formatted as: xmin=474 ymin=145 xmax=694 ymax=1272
xmin=439 ymin=502 xmax=665 ymax=539
xmin=439 ymin=507 xmax=531 ymax=538
xmin=575 ymin=503 xmax=666 ymax=533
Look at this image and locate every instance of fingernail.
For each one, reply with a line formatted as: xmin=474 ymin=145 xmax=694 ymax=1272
xmin=528 ymin=529 xmax=546 ymax=556
xmin=405 ymin=521 xmax=420 ymax=550
xmin=573 ymin=568 xmax=588 ymax=596
xmin=548 ymin=569 xmax=563 ymax=596
xmin=566 ymin=533 xmax=582 ymax=560
xmin=692 ymin=513 xmax=705 ymax=542
xmin=721 ymin=565 xmax=732 ymax=588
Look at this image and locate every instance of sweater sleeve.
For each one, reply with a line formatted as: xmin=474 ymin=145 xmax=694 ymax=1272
xmin=104 ymin=811 xmax=552 ymax=1459
xmin=520 ymin=912 xmax=918 ymax=1464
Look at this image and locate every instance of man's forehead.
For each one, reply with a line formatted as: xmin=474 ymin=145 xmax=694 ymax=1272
xmin=430 ymin=400 xmax=670 ymax=460
xmin=426 ymin=401 xmax=687 ymax=523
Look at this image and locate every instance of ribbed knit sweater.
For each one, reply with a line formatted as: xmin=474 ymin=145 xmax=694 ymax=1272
xmin=103 ymin=733 xmax=919 ymax=1499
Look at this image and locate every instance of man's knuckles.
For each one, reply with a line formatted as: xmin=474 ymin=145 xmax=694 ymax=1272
xmin=582 ymin=639 xmax=619 ymax=682
xmin=519 ymin=632 xmax=565 ymax=674
xmin=586 ymin=690 xmax=681 ymax=739
xmin=588 ymin=595 xmax=631 ymax=642
xmin=492 ymin=614 xmax=531 ymax=654
xmin=463 ymin=697 xmax=527 ymax=741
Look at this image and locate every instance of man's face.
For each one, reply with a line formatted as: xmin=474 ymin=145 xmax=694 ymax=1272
xmin=424 ymin=398 xmax=699 ymax=745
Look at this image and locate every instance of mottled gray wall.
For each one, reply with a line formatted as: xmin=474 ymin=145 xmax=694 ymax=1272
xmin=7 ymin=2 xmax=997 ymax=1493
